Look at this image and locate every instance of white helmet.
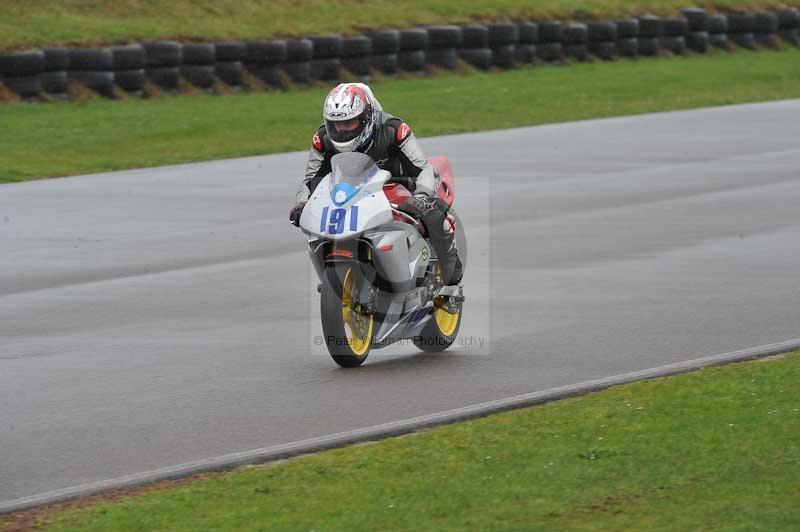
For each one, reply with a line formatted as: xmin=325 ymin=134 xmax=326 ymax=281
xmin=322 ymin=83 xmax=376 ymax=153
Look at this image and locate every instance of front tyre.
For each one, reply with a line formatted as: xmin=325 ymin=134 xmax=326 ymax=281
xmin=321 ymin=263 xmax=374 ymax=367
xmin=413 ymin=299 xmax=462 ymax=353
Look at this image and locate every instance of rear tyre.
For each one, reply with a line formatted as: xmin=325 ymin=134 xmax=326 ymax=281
xmin=413 ymin=297 xmax=462 ymax=353
xmin=321 ymin=264 xmax=374 ymax=367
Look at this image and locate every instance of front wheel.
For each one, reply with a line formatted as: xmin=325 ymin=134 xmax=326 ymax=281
xmin=413 ymin=299 xmax=462 ymax=352
xmin=321 ymin=263 xmax=374 ymax=367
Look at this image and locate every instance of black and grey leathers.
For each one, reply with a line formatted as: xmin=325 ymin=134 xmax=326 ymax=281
xmin=292 ymin=112 xmax=462 ymax=285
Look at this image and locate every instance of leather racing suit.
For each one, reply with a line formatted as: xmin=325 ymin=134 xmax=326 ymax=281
xmin=296 ymin=113 xmax=463 ymax=285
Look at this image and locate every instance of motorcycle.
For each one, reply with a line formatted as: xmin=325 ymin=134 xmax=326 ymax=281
xmin=299 ymin=151 xmax=465 ymax=367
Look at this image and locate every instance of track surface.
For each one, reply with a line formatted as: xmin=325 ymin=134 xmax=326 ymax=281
xmin=2 ymin=100 xmax=799 ymax=506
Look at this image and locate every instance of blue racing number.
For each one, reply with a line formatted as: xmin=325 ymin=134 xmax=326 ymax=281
xmin=319 ymin=206 xmax=359 ymax=234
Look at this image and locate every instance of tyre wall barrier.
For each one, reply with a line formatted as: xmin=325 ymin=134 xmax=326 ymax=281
xmin=1 ymin=8 xmax=797 ymax=100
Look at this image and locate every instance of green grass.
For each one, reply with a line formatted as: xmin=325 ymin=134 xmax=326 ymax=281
xmin=11 ymin=350 xmax=799 ymax=531
xmin=2 ymin=47 xmax=800 ymax=183
xmin=1 ymin=0 xmax=798 ymax=49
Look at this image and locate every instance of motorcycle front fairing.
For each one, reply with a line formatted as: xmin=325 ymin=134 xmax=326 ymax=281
xmin=299 ymin=153 xmax=393 ymax=241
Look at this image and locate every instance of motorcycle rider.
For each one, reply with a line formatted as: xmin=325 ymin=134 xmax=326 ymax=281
xmin=289 ymin=83 xmax=463 ymax=285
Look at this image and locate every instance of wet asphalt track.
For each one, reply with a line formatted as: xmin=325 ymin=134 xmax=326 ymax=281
xmin=1 ymin=100 xmax=799 ymax=506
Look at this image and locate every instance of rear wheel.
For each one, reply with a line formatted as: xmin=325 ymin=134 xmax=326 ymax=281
xmin=413 ymin=286 xmax=462 ymax=353
xmin=321 ymin=264 xmax=374 ymax=367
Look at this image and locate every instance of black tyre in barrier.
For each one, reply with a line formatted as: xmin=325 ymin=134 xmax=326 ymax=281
xmin=660 ymin=36 xmax=686 ymax=55
xmin=427 ymin=26 xmax=462 ymax=48
xmin=115 ymin=69 xmax=145 ymax=91
xmin=215 ymin=61 xmax=244 ymax=85
xmin=616 ymin=19 xmax=639 ymax=38
xmin=111 ymin=44 xmax=145 ymax=70
xmin=364 ymin=30 xmax=400 ymax=54
xmin=518 ymin=22 xmax=538 ymax=44
xmin=514 ymin=43 xmax=536 ymax=63
xmin=779 ymin=29 xmax=800 ymax=45
xmin=180 ymin=65 xmax=215 ymax=88
xmin=538 ymin=21 xmax=562 ymax=43
xmin=181 ymin=43 xmax=215 ymax=65
xmin=146 ymin=67 xmax=180 ymax=89
xmin=588 ymin=41 xmax=616 ymax=60
xmin=682 ymin=8 xmax=709 ymax=31
xmin=2 ymin=75 xmax=42 ymax=97
xmin=662 ymin=18 xmax=688 ymax=37
xmin=41 ymin=71 xmax=68 ymax=94
xmin=491 ymin=44 xmax=515 ymax=68
xmin=286 ymin=39 xmax=313 ymax=62
xmin=755 ymin=33 xmax=779 ymax=47
xmin=145 ymin=66 xmax=177 ymax=89
xmin=370 ymin=53 xmax=398 ymax=74
xmin=731 ymin=32 xmax=756 ymax=49
xmin=754 ymin=13 xmax=779 ymax=47
xmin=686 ymin=31 xmax=710 ymax=53
xmin=281 ymin=61 xmax=311 ymax=83
xmin=399 ymin=28 xmax=428 ymax=51
xmin=775 ymin=9 xmax=800 ymax=29
xmin=0 ymin=50 xmax=45 ymax=78
xmin=564 ymin=44 xmax=589 ymax=61
xmin=143 ymin=41 xmax=182 ymax=67
xmin=342 ymin=56 xmax=371 ymax=76
xmin=536 ymin=42 xmax=562 ymax=62
xmin=397 ymin=50 xmax=426 ymax=71
xmin=69 ymin=70 xmax=115 ymax=96
xmin=616 ymin=38 xmax=638 ymax=57
xmin=638 ymin=16 xmax=663 ymax=38
xmin=215 ymin=41 xmax=246 ymax=62
xmin=68 ymin=48 xmax=113 ymax=71
xmin=638 ymin=37 xmax=659 ymax=55
xmin=308 ymin=35 xmax=343 ymax=59
xmin=709 ymin=33 xmax=730 ymax=49
xmin=754 ymin=12 xmax=779 ymax=33
xmin=310 ymin=58 xmax=341 ymax=80
xmin=459 ymin=48 xmax=492 ymax=69
xmin=562 ymin=23 xmax=588 ymax=45
xmin=43 ymin=48 xmax=70 ymax=71
xmin=587 ymin=21 xmax=617 ymax=42
xmin=246 ymin=64 xmax=281 ymax=85
xmin=427 ymin=48 xmax=457 ymax=70
xmin=342 ymin=36 xmax=371 ymax=57
xmin=708 ymin=15 xmax=728 ymax=34
xmin=728 ymin=12 xmax=755 ymax=33
xmin=461 ymin=25 xmax=489 ymax=48
xmin=487 ymin=23 xmax=518 ymax=45
xmin=245 ymin=40 xmax=288 ymax=64
xmin=70 ymin=49 xmax=113 ymax=72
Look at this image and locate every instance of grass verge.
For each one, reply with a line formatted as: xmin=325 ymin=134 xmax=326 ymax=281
xmin=2 ymin=48 xmax=800 ymax=183
xmin=1 ymin=0 xmax=797 ymax=49
xmin=4 ymin=350 xmax=798 ymax=531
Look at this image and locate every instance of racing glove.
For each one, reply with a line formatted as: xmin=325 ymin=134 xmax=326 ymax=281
xmin=289 ymin=202 xmax=306 ymax=227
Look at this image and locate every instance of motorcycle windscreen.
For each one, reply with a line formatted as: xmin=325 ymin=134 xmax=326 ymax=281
xmin=330 ymin=152 xmax=380 ymax=187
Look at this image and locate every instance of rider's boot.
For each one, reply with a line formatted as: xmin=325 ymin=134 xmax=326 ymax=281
xmin=399 ymin=194 xmax=463 ymax=285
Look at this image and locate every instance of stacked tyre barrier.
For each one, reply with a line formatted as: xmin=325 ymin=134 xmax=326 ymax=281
xmin=459 ymin=25 xmax=492 ymax=70
xmin=426 ymin=26 xmax=462 ymax=70
xmin=1 ymin=8 xmax=798 ymax=102
xmin=537 ymin=22 xmax=563 ymax=62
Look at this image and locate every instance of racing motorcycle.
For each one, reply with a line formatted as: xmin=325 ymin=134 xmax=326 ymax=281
xmin=299 ymin=152 xmax=465 ymax=367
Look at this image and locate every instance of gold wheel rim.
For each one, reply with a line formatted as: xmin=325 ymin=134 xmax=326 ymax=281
xmin=434 ymin=305 xmax=459 ymax=336
xmin=341 ymin=267 xmax=373 ymax=356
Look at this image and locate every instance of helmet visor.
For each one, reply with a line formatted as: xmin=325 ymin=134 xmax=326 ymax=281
xmin=325 ymin=114 xmax=366 ymax=144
